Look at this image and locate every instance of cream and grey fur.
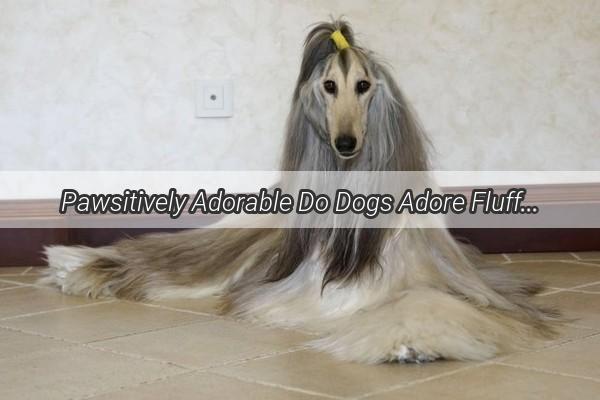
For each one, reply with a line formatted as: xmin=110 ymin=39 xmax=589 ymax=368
xmin=42 ymin=20 xmax=559 ymax=364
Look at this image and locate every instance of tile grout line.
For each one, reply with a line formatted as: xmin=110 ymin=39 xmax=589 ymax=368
xmin=137 ymin=300 xmax=319 ymax=337
xmin=502 ymin=253 xmax=511 ymax=262
xmin=202 ymin=345 xmax=309 ymax=371
xmin=137 ymin=300 xmax=290 ymax=328
xmin=0 ymin=325 xmax=92 ymax=363
xmin=87 ymin=329 xmax=309 ymax=373
xmin=81 ymin=341 xmax=197 ymax=370
xmin=0 ymin=268 xmax=43 ymax=278
xmin=570 ymin=252 xmax=582 ymax=260
xmin=493 ymin=361 xmax=600 ymax=384
xmin=562 ymin=321 xmax=598 ymax=330
xmin=500 ymin=259 xmax=567 ymax=265
xmin=0 ymin=343 xmax=84 ymax=364
xmin=537 ymin=288 xmax=566 ymax=297
xmin=0 ymin=323 xmax=81 ymax=344
xmin=21 ymin=267 xmax=33 ymax=275
xmin=0 ymin=285 xmax=26 ymax=292
xmin=84 ymin=318 xmax=213 ymax=346
xmin=0 ymin=300 xmax=114 ymax=324
xmin=564 ymin=279 xmax=600 ymax=290
xmin=559 ymin=288 xmax=600 ymax=295
xmin=500 ymin=259 xmax=600 ymax=265
xmin=209 ymin=370 xmax=344 ymax=400
xmin=355 ymin=361 xmax=493 ymax=399
xmin=76 ymin=369 xmax=199 ymax=400
xmin=569 ymin=260 xmax=600 ymax=268
xmin=0 ymin=278 xmax=34 ymax=286
xmin=136 ymin=300 xmax=220 ymax=318
xmin=536 ymin=279 xmax=600 ymax=296
xmin=516 ymin=331 xmax=600 ymax=356
xmin=0 ymin=299 xmax=116 ymax=321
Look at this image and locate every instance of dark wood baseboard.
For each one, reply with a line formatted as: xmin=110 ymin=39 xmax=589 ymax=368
xmin=0 ymin=228 xmax=598 ymax=267
xmin=1 ymin=182 xmax=598 ymax=266
xmin=0 ymin=229 xmax=70 ymax=266
xmin=449 ymin=228 xmax=600 ymax=254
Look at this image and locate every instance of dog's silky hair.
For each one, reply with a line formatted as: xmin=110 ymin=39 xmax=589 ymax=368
xmin=41 ymin=19 xmax=560 ymax=364
xmin=274 ymin=20 xmax=429 ymax=289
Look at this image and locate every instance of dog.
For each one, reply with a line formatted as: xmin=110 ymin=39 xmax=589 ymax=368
xmin=42 ymin=20 xmax=559 ymax=364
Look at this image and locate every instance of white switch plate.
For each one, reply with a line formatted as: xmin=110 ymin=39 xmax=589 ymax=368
xmin=195 ymin=79 xmax=233 ymax=118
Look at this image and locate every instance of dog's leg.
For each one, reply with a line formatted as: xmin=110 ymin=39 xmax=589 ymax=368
xmin=40 ymin=245 xmax=123 ymax=298
xmin=40 ymin=229 xmax=278 ymax=301
xmin=311 ymin=288 xmax=554 ymax=364
xmin=392 ymin=345 xmax=439 ymax=364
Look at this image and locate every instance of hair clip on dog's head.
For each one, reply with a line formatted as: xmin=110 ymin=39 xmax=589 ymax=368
xmin=331 ymin=30 xmax=350 ymax=50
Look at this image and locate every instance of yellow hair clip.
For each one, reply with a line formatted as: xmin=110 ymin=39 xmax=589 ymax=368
xmin=331 ymin=30 xmax=350 ymax=50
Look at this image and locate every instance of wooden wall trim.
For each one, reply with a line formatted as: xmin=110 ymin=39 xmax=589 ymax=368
xmin=0 ymin=227 xmax=598 ymax=267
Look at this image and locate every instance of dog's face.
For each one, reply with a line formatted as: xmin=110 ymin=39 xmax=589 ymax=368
xmin=320 ymin=49 xmax=375 ymax=159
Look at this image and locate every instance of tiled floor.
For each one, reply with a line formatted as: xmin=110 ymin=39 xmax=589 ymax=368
xmin=0 ymin=253 xmax=599 ymax=399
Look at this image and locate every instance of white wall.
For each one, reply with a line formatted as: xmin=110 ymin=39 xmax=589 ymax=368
xmin=0 ymin=0 xmax=598 ymax=171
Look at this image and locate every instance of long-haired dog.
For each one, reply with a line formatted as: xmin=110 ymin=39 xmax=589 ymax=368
xmin=42 ymin=20 xmax=559 ymax=364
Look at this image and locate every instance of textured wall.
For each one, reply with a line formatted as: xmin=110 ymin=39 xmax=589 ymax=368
xmin=0 ymin=0 xmax=598 ymax=170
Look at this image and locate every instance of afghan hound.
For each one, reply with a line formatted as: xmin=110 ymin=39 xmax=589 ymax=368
xmin=42 ymin=20 xmax=559 ymax=364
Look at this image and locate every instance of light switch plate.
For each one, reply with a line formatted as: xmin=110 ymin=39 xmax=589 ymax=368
xmin=195 ymin=79 xmax=233 ymax=118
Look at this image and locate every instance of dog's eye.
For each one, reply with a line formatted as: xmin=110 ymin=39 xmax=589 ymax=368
xmin=323 ymin=80 xmax=337 ymax=94
xmin=356 ymin=80 xmax=371 ymax=94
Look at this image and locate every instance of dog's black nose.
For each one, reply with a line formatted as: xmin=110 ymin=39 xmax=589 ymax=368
xmin=334 ymin=135 xmax=357 ymax=155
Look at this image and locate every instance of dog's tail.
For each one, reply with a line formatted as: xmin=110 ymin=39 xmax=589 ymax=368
xmin=40 ymin=229 xmax=278 ymax=301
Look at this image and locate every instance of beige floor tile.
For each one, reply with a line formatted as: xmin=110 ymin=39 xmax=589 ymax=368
xmin=0 ymin=327 xmax=71 ymax=359
xmin=575 ymin=260 xmax=600 ymax=266
xmin=575 ymin=283 xmax=600 ymax=293
xmin=0 ymin=280 xmax=20 ymax=289
xmin=93 ymin=319 xmax=309 ymax=369
xmin=506 ymin=252 xmax=576 ymax=261
xmin=531 ymin=324 xmax=599 ymax=349
xmin=367 ymin=364 xmax=600 ymax=399
xmin=501 ymin=334 xmax=600 ymax=380
xmin=574 ymin=251 xmax=600 ymax=260
xmin=88 ymin=371 xmax=326 ymax=400
xmin=214 ymin=350 xmax=470 ymax=398
xmin=0 ymin=266 xmax=33 ymax=275
xmin=0 ymin=274 xmax=42 ymax=285
xmin=500 ymin=261 xmax=600 ymax=288
xmin=536 ymin=291 xmax=600 ymax=329
xmin=0 ymin=346 xmax=186 ymax=400
xmin=1 ymin=301 xmax=209 ymax=343
xmin=481 ymin=253 xmax=508 ymax=262
xmin=147 ymin=296 xmax=222 ymax=315
xmin=0 ymin=287 xmax=99 ymax=319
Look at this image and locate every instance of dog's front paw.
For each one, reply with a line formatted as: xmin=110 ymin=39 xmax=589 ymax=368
xmin=391 ymin=345 xmax=439 ymax=364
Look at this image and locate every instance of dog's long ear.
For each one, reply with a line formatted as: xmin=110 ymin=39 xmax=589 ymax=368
xmin=293 ymin=20 xmax=355 ymax=100
xmin=366 ymin=64 xmax=430 ymax=171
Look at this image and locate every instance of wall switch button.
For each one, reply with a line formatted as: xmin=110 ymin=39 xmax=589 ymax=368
xmin=204 ymin=86 xmax=224 ymax=109
xmin=196 ymin=79 xmax=233 ymax=118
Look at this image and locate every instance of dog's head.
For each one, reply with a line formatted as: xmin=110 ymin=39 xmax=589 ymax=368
xmin=319 ymin=47 xmax=375 ymax=159
xmin=288 ymin=19 xmax=428 ymax=170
